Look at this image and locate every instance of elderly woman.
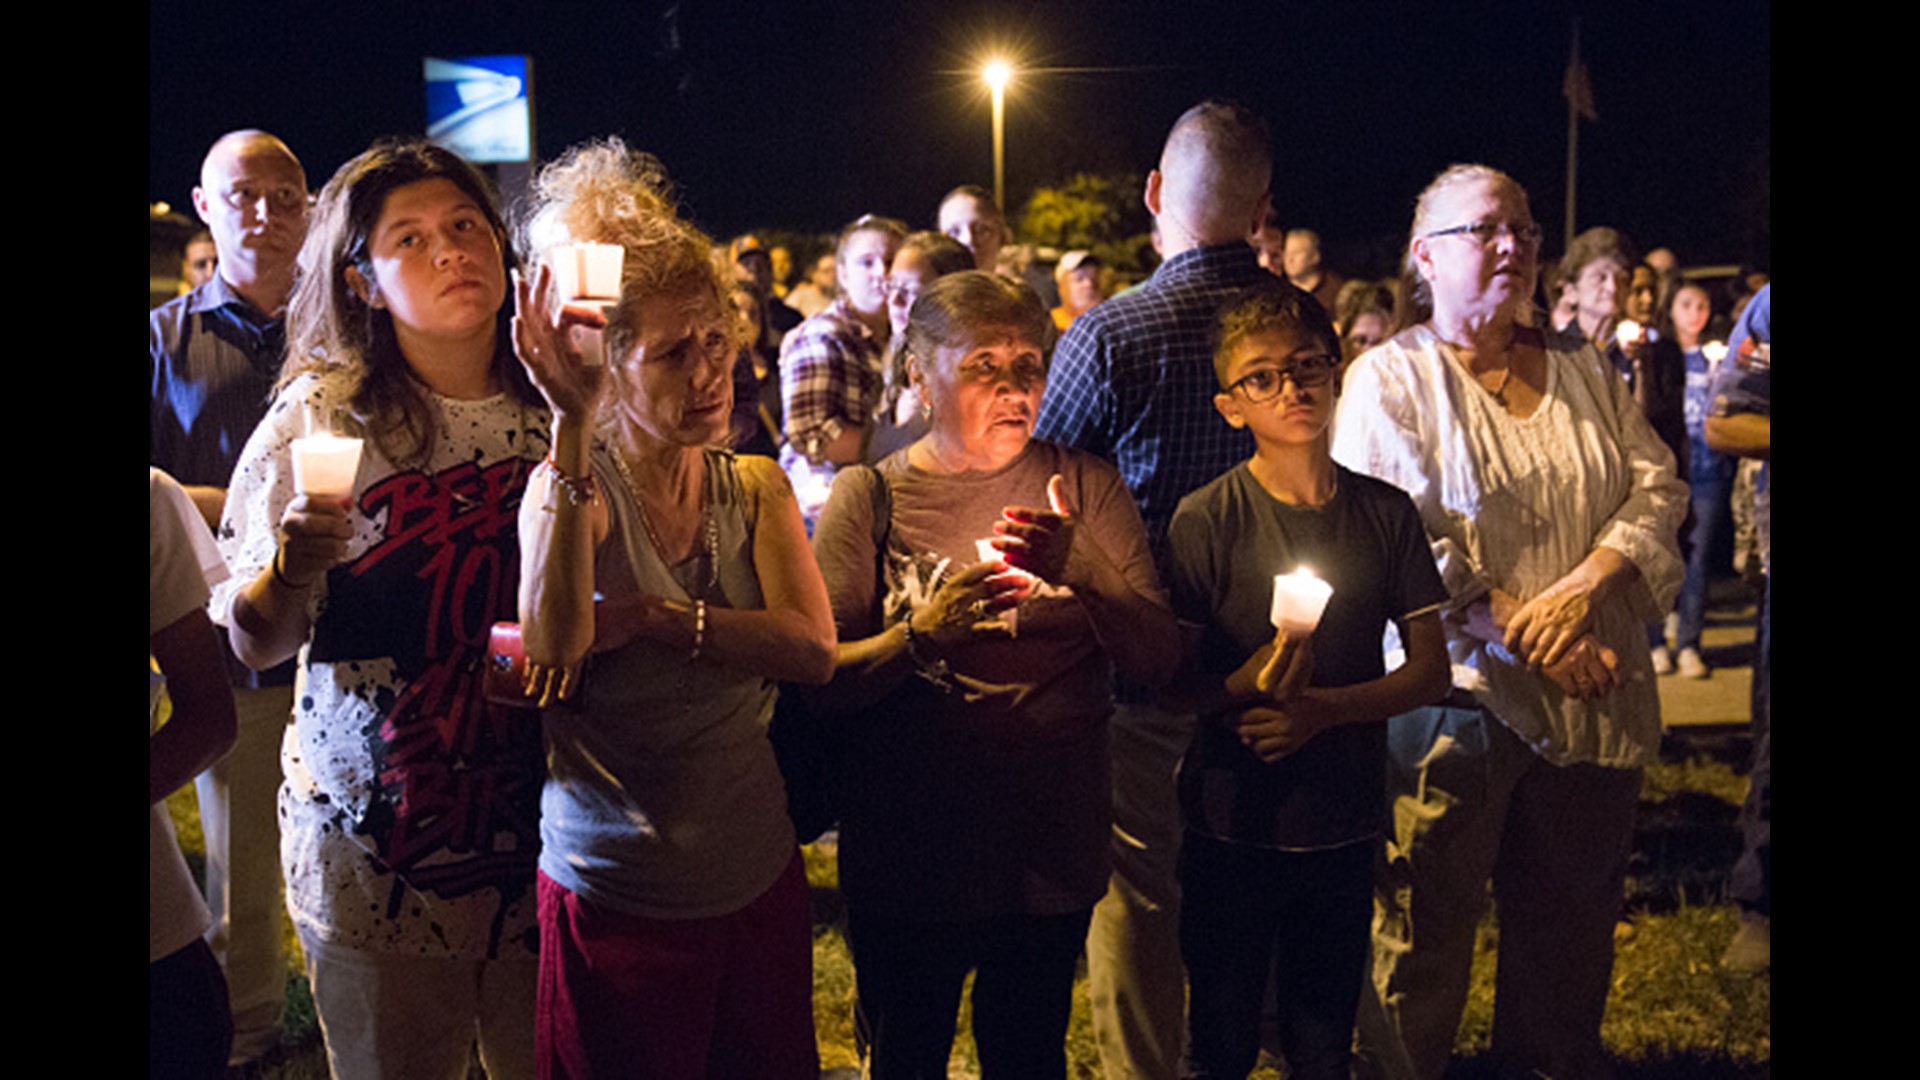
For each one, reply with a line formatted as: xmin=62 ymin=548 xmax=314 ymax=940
xmin=510 ymin=139 xmax=835 ymax=1079
xmin=214 ymin=138 xmax=549 ymax=1078
xmin=780 ymin=213 xmax=908 ymax=527
xmin=1331 ymin=165 xmax=1684 ymax=1080
xmin=810 ymin=270 xmax=1177 ymax=1079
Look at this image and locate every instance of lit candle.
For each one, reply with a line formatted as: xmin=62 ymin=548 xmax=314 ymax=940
xmin=290 ymin=432 xmax=364 ymax=497
xmin=1702 ymin=340 xmax=1728 ymax=368
xmin=1613 ymin=319 xmax=1643 ymax=348
xmin=975 ymin=538 xmax=1028 ymax=636
xmin=1270 ymin=567 xmax=1332 ymax=635
xmin=549 ymin=242 xmax=625 ymax=302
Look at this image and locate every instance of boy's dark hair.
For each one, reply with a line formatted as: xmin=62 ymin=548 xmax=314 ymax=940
xmin=1211 ymin=280 xmax=1341 ymax=388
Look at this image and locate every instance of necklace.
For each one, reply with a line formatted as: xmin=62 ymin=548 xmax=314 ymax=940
xmin=607 ymin=443 xmax=720 ymax=596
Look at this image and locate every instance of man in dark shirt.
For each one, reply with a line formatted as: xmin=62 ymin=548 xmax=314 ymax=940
xmin=149 ymin=128 xmax=308 ymax=1067
xmin=1033 ymin=99 xmax=1276 ymax=1080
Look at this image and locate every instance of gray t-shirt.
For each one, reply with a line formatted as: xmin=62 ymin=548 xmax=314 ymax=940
xmin=811 ymin=439 xmax=1164 ymax=921
xmin=1168 ymin=463 xmax=1448 ymax=850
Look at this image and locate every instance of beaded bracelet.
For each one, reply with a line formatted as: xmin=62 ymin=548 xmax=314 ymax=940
xmin=540 ymin=453 xmax=599 ymax=507
xmin=691 ymin=599 xmax=707 ymax=661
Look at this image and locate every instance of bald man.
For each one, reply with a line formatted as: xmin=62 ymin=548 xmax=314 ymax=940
xmin=1281 ymin=228 xmax=1345 ymax=315
xmin=1034 ymin=100 xmax=1279 ymax=1080
xmin=149 ymin=129 xmax=308 ymax=1069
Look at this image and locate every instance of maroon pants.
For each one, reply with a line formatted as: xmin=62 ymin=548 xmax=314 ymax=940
xmin=535 ymin=853 xmax=818 ymax=1080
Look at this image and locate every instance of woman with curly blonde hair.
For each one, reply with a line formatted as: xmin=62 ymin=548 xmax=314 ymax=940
xmin=511 ymin=138 xmax=835 ymax=1079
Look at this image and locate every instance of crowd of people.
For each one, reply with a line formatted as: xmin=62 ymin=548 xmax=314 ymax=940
xmin=151 ymin=99 xmax=1768 ymax=1080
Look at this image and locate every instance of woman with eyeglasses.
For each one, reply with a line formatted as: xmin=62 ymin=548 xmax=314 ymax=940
xmin=1330 ymin=165 xmax=1685 ymax=1080
xmin=867 ymin=230 xmax=975 ymax=463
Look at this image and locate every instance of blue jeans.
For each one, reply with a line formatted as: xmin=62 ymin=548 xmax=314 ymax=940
xmin=1675 ymin=444 xmax=1736 ymax=651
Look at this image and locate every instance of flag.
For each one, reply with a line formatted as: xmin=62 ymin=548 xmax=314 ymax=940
xmin=1564 ymin=27 xmax=1598 ymax=121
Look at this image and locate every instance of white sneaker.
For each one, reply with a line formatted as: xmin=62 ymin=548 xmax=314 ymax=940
xmin=1677 ymin=646 xmax=1709 ymax=679
xmin=1650 ymin=645 xmax=1675 ymax=675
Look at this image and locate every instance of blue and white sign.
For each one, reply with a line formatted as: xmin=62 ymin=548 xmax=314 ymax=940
xmin=425 ymin=55 xmax=531 ymax=164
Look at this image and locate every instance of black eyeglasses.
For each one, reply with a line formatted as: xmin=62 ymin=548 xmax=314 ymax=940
xmin=1424 ymin=221 xmax=1543 ymax=248
xmin=1228 ymin=355 xmax=1337 ymax=403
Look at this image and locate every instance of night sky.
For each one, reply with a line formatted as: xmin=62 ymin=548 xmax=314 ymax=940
xmin=151 ymin=1 xmax=1770 ymax=274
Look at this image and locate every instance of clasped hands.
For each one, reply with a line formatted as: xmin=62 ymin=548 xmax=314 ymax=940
xmin=1495 ymin=580 xmax=1621 ymax=701
xmin=1224 ymin=630 xmax=1326 ymax=763
xmin=910 ymin=474 xmax=1080 ymax=651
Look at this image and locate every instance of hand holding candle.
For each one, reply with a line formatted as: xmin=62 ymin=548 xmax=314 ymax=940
xmin=975 ymin=537 xmax=1033 ymax=636
xmin=995 ymin=474 xmax=1077 ymax=585
xmin=1253 ymin=628 xmax=1314 ymax=699
xmin=1613 ymin=318 xmax=1644 ymax=349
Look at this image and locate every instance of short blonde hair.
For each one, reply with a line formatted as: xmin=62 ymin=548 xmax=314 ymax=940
xmin=1400 ymin=164 xmax=1530 ymax=325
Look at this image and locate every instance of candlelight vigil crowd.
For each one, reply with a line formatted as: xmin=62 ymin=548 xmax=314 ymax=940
xmin=151 ymin=100 xmax=1770 ymax=1080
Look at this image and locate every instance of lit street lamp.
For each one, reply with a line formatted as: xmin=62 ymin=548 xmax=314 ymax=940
xmin=983 ymin=59 xmax=1012 ymax=211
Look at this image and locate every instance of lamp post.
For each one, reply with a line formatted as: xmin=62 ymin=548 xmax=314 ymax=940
xmin=983 ymin=59 xmax=1011 ymax=212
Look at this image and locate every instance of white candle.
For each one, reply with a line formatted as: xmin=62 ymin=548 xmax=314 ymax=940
xmin=975 ymin=538 xmax=1027 ymax=636
xmin=1270 ymin=567 xmax=1332 ymax=634
xmin=290 ymin=433 xmax=364 ymax=497
xmin=1614 ymin=319 xmax=1643 ymax=348
xmin=1702 ymin=340 xmax=1728 ymax=367
xmin=549 ymin=242 xmax=624 ymax=302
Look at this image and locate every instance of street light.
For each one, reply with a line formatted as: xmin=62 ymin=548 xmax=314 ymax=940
xmin=983 ymin=59 xmax=1012 ymax=211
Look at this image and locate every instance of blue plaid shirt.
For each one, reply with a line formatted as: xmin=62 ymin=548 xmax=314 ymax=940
xmin=1034 ymin=242 xmax=1267 ymax=569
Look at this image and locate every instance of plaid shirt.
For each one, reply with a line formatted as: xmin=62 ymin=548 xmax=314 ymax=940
xmin=780 ymin=296 xmax=884 ymax=462
xmin=1034 ymin=242 xmax=1268 ymax=567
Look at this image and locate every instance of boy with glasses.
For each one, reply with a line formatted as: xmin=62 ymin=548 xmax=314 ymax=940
xmin=1163 ymin=281 xmax=1451 ymax=1080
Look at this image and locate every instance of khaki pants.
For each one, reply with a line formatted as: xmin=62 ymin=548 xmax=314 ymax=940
xmin=1373 ymin=705 xmax=1639 ymax=1080
xmin=1084 ymin=702 xmax=1191 ymax=1080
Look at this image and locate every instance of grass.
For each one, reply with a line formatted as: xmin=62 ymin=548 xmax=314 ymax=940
xmin=165 ymin=737 xmax=1767 ymax=1079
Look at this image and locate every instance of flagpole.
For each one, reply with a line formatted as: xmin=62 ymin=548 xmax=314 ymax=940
xmin=1564 ymin=19 xmax=1581 ymax=248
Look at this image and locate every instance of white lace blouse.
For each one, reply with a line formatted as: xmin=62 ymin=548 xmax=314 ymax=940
xmin=1332 ymin=324 xmax=1686 ymax=768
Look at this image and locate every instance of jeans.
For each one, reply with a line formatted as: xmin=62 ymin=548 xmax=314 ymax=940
xmin=1675 ymin=446 xmax=1736 ymax=651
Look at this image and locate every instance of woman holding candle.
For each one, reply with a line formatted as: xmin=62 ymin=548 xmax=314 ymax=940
xmin=214 ymin=138 xmax=548 ymax=1079
xmin=509 ymin=138 xmax=835 ymax=1079
xmin=1331 ymin=165 xmax=1685 ymax=1080
xmin=809 ymin=270 xmax=1176 ymax=1079
xmin=779 ymin=213 xmax=908 ymax=528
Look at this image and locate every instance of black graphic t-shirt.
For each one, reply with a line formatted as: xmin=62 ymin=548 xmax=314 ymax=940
xmin=215 ymin=370 xmax=550 ymax=959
